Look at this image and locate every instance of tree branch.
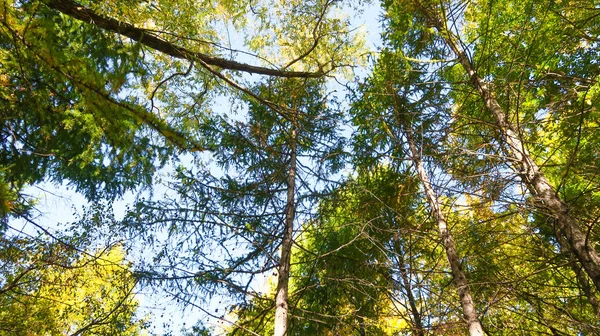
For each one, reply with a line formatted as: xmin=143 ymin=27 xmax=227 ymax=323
xmin=43 ymin=0 xmax=324 ymax=78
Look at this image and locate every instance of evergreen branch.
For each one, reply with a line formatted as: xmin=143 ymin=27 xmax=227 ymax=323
xmin=43 ymin=0 xmax=324 ymax=78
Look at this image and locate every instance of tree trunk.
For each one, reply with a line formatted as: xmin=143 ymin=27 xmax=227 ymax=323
xmin=395 ymin=100 xmax=485 ymax=336
xmin=273 ymin=123 xmax=297 ymax=336
xmin=412 ymin=1 xmax=600 ymax=292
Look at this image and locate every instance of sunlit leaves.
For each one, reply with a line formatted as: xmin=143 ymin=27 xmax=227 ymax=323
xmin=0 ymin=1 xmax=173 ymax=201
xmin=0 ymin=239 xmax=147 ymax=335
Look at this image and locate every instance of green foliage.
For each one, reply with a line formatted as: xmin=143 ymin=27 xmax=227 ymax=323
xmin=0 ymin=1 xmax=176 ymax=206
xmin=288 ymin=167 xmax=420 ymax=335
xmin=347 ymin=0 xmax=600 ymax=334
xmin=446 ymin=198 xmax=598 ymax=334
xmin=2 ymin=0 xmax=600 ymax=334
xmin=0 ymin=238 xmax=147 ymax=335
xmin=103 ymin=77 xmax=348 ymax=334
xmin=231 ymin=167 xmax=471 ymax=335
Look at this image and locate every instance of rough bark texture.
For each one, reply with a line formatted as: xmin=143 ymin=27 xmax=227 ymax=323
xmin=273 ymin=125 xmax=297 ymax=336
xmin=44 ymin=0 xmax=322 ymax=78
xmin=413 ymin=0 xmax=600 ymax=292
xmin=395 ymin=98 xmax=484 ymax=335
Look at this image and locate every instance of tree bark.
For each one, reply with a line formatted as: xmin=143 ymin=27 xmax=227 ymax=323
xmin=412 ymin=0 xmax=600 ymax=292
xmin=273 ymin=123 xmax=297 ymax=336
xmin=394 ymin=97 xmax=485 ymax=336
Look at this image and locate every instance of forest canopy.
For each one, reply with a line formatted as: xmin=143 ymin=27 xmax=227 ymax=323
xmin=1 ymin=0 xmax=599 ymax=335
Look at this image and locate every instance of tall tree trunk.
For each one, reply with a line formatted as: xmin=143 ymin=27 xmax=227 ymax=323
xmin=273 ymin=122 xmax=297 ymax=336
xmin=394 ymin=98 xmax=485 ymax=336
xmin=412 ymin=0 xmax=600 ymax=292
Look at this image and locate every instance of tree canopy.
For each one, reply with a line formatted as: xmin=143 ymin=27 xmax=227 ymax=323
xmin=2 ymin=0 xmax=600 ymax=335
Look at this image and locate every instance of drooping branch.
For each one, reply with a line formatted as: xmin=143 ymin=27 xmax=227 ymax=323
xmin=43 ymin=0 xmax=325 ymax=78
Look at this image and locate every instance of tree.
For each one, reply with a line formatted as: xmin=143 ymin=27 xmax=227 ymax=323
xmin=1 ymin=0 xmax=362 ymax=217
xmin=2 ymin=1 xmax=362 ymax=333
xmin=231 ymin=167 xmax=422 ymax=335
xmin=351 ymin=38 xmax=486 ymax=334
xmin=342 ymin=0 xmax=600 ymax=333
xmin=0 ymin=0 xmax=191 ymax=224
xmin=5 ymin=0 xmax=600 ymax=334
xmin=108 ymin=77 xmax=346 ymax=335
xmin=396 ymin=0 xmax=600 ymax=291
xmin=399 ymin=107 xmax=484 ymax=335
xmin=0 ymin=238 xmax=147 ymax=335
xmin=291 ymin=167 xmax=421 ymax=335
